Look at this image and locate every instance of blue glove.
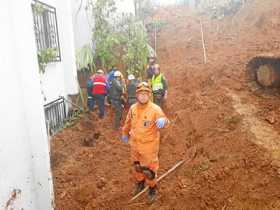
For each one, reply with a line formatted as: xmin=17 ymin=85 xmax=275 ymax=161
xmin=121 ymin=135 xmax=129 ymax=143
xmin=156 ymin=117 xmax=166 ymax=129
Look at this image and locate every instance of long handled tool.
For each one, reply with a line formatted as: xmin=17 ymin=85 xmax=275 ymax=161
xmin=130 ymin=147 xmax=197 ymax=202
xmin=130 ymin=160 xmax=185 ymax=202
xmin=60 ymin=96 xmax=84 ymax=111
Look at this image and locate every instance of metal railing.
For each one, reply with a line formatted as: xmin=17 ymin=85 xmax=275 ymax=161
xmin=44 ymin=97 xmax=66 ymax=136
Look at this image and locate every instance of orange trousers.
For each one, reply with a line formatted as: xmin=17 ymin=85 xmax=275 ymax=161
xmin=131 ymin=148 xmax=159 ymax=188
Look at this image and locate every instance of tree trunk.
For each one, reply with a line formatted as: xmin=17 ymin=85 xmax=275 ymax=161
xmin=256 ymin=64 xmax=280 ymax=87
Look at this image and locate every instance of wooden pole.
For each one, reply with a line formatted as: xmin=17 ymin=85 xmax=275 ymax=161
xmin=200 ymin=19 xmax=207 ymax=64
xmin=130 ymin=159 xmax=186 ymax=202
xmin=154 ymin=20 xmax=157 ymax=57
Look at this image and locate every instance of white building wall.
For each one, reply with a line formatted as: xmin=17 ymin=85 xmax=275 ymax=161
xmin=0 ymin=0 xmax=53 ymax=209
xmin=40 ymin=0 xmax=79 ymax=104
xmin=58 ymin=0 xmax=82 ymax=94
xmin=71 ymin=0 xmax=93 ymax=50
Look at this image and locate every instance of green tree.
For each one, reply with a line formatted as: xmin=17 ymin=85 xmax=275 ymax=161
xmin=90 ymin=0 xmax=119 ymax=69
xmin=120 ymin=16 xmax=149 ymax=77
xmin=87 ymin=0 xmax=150 ymax=77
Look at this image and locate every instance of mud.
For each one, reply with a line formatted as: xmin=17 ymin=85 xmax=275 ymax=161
xmin=52 ymin=1 xmax=280 ymax=209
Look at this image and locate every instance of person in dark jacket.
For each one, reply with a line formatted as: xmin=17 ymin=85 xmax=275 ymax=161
xmin=107 ymin=67 xmax=117 ymax=104
xmin=146 ymin=56 xmax=156 ymax=80
xmin=90 ymin=69 xmax=109 ymax=118
xmin=87 ymin=78 xmax=94 ymax=111
xmin=127 ymin=74 xmax=139 ymax=107
xmin=110 ymin=71 xmax=125 ymax=129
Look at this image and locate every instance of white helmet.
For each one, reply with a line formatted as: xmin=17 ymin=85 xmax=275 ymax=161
xmin=114 ymin=71 xmax=122 ymax=77
xmin=128 ymin=74 xmax=135 ymax=80
xmin=97 ymin=69 xmax=104 ymax=74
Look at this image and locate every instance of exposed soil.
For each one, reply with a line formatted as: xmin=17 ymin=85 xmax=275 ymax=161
xmin=52 ymin=1 xmax=280 ymax=209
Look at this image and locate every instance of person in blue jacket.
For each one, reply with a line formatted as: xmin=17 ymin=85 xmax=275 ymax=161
xmin=107 ymin=67 xmax=117 ymax=104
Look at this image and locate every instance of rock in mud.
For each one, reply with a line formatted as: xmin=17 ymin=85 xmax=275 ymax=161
xmin=265 ymin=112 xmax=277 ymax=124
xmin=96 ymin=177 xmax=106 ymax=189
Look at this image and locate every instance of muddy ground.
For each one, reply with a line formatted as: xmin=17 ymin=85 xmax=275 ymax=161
xmin=51 ymin=1 xmax=280 ymax=209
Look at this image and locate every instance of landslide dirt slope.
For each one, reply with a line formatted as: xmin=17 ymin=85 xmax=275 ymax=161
xmin=51 ymin=2 xmax=280 ymax=209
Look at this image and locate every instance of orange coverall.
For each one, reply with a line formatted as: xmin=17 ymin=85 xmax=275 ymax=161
xmin=122 ymin=101 xmax=169 ymax=187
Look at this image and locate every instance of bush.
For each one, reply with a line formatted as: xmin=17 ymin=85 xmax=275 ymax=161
xmin=87 ymin=0 xmax=150 ymax=77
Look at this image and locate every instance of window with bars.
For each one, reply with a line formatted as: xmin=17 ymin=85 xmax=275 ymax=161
xmin=31 ymin=0 xmax=61 ymax=61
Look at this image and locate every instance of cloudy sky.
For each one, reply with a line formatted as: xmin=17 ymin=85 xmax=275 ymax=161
xmin=154 ymin=0 xmax=178 ymax=5
xmin=116 ymin=0 xmax=179 ymax=12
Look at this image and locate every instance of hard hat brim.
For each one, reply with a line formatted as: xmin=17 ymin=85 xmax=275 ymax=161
xmin=136 ymin=87 xmax=151 ymax=93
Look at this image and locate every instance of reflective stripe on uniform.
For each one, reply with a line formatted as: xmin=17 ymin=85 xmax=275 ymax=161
xmin=93 ymin=82 xmax=106 ymax=86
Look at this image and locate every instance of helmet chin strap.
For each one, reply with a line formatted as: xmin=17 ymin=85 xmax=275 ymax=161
xmin=138 ymin=100 xmax=149 ymax=105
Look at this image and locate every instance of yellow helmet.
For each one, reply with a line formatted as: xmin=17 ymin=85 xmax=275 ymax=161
xmin=136 ymin=82 xmax=152 ymax=93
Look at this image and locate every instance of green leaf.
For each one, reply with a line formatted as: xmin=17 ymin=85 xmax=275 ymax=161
xmin=76 ymin=44 xmax=95 ymax=72
xmin=37 ymin=48 xmax=57 ymax=73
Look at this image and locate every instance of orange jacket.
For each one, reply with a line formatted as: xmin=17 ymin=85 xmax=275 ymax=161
xmin=122 ymin=101 xmax=169 ymax=160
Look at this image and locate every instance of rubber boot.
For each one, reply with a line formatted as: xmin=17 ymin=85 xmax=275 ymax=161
xmin=147 ymin=186 xmax=157 ymax=204
xmin=133 ymin=181 xmax=145 ymax=196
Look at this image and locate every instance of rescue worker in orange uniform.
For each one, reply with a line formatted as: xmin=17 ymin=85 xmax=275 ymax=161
xmin=121 ymin=82 xmax=169 ymax=203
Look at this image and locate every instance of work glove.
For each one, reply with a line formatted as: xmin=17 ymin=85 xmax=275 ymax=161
xmin=121 ymin=135 xmax=129 ymax=143
xmin=155 ymin=117 xmax=167 ymax=129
